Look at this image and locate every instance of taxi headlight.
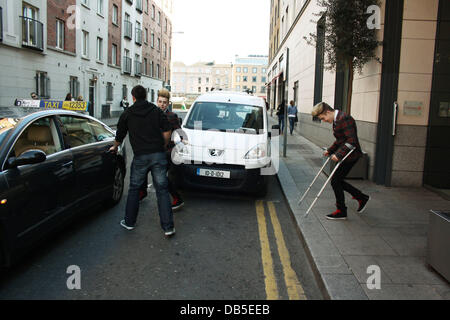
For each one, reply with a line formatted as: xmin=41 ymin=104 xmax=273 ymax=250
xmin=244 ymin=144 xmax=266 ymax=160
xmin=175 ymin=141 xmax=190 ymax=156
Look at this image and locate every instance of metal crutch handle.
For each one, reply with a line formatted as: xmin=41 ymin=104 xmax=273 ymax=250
xmin=298 ymin=156 xmax=332 ymax=205
xmin=304 ymin=145 xmax=356 ymax=218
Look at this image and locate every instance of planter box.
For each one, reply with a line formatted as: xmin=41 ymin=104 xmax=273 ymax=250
xmin=427 ymin=210 xmax=450 ymax=282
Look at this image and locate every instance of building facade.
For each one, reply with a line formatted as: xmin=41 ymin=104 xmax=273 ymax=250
xmin=232 ymin=55 xmax=268 ymax=99
xmin=267 ymin=0 xmax=450 ymax=190
xmin=0 ymin=0 xmax=173 ymax=119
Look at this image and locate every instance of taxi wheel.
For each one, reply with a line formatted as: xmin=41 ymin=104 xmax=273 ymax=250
xmin=109 ymin=165 xmax=125 ymax=206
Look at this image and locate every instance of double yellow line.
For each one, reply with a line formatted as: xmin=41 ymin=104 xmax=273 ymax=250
xmin=256 ymin=200 xmax=306 ymax=300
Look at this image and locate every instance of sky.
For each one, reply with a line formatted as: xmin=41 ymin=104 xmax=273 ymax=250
xmin=171 ymin=0 xmax=270 ymax=65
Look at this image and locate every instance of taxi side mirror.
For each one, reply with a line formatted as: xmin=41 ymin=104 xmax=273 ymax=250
xmin=7 ymin=150 xmax=47 ymax=168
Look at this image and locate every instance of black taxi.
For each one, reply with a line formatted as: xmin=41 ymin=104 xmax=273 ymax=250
xmin=0 ymin=105 xmax=126 ymax=267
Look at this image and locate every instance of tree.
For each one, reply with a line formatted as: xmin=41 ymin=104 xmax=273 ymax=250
xmin=305 ymin=0 xmax=382 ymax=113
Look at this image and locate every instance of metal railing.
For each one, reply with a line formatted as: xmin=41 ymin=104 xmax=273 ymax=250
xmin=135 ymin=28 xmax=142 ymax=45
xmin=124 ymin=20 xmax=132 ymax=39
xmin=134 ymin=60 xmax=142 ymax=76
xmin=123 ymin=57 xmax=132 ymax=74
xmin=20 ymin=16 xmax=44 ymax=50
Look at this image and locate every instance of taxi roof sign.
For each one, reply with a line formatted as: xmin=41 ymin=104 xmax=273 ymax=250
xmin=14 ymin=99 xmax=89 ymax=112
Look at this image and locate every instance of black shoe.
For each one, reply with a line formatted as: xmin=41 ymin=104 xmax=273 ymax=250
xmin=172 ymin=198 xmax=184 ymax=211
xmin=326 ymin=209 xmax=347 ymax=220
xmin=354 ymin=195 xmax=370 ymax=213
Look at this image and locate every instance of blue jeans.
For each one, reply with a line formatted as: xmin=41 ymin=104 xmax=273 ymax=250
xmin=289 ymin=117 xmax=296 ymax=134
xmin=278 ymin=115 xmax=285 ymax=133
xmin=125 ymin=152 xmax=174 ymax=231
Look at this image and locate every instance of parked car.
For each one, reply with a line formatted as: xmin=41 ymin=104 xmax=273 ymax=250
xmin=172 ymin=91 xmax=274 ymax=196
xmin=0 ymin=107 xmax=126 ymax=267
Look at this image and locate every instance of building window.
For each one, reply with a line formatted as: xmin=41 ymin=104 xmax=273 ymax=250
xmin=136 ymin=0 xmax=143 ymax=12
xmin=261 ymin=76 xmax=266 ymax=83
xmin=314 ymin=16 xmax=326 ymax=106
xmin=152 ymin=5 xmax=155 ymax=19
xmin=96 ymin=37 xmax=103 ymax=61
xmin=157 ymin=11 xmax=161 ymax=25
xmin=36 ymin=71 xmax=50 ymax=99
xmin=243 ymin=67 xmax=248 ymax=73
xmin=122 ymin=85 xmax=127 ymax=99
xmin=236 ymin=76 xmax=240 ymax=82
xmin=252 ymin=67 xmax=257 ymax=73
xmin=151 ymin=32 xmax=154 ymax=48
xmin=164 ymin=43 xmax=167 ymax=59
xmin=236 ymin=67 xmax=241 ymax=73
xmin=252 ymin=86 xmax=257 ymax=93
xmin=252 ymin=76 xmax=257 ymax=82
xmin=198 ymin=87 xmax=201 ymax=93
xmin=106 ymin=82 xmax=113 ymax=101
xmin=112 ymin=44 xmax=118 ymax=66
xmin=157 ymin=64 xmax=160 ymax=78
xmin=243 ymin=76 xmax=248 ymax=82
xmin=262 ymin=68 xmax=267 ymax=73
xmin=144 ymin=0 xmax=148 ymax=14
xmin=157 ymin=37 xmax=160 ymax=51
xmin=165 ymin=18 xmax=168 ymax=33
xmin=261 ymin=86 xmax=266 ymax=94
xmin=112 ymin=5 xmax=118 ymax=25
xmin=198 ymin=77 xmax=201 ymax=84
xmin=82 ymin=31 xmax=89 ymax=58
xmin=143 ymin=58 xmax=147 ymax=75
xmin=81 ymin=0 xmax=89 ymax=7
xmin=150 ymin=61 xmax=154 ymax=77
xmin=56 ymin=19 xmax=64 ymax=50
xmin=236 ymin=85 xmax=240 ymax=91
xmin=97 ymin=0 xmax=104 ymax=16
xmin=69 ymin=76 xmax=80 ymax=99
xmin=206 ymin=77 xmax=209 ymax=84
xmin=144 ymin=28 xmax=148 ymax=43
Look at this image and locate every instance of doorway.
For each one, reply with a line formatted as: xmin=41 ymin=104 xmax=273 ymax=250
xmin=89 ymin=79 xmax=96 ymax=117
xmin=424 ymin=0 xmax=450 ymax=189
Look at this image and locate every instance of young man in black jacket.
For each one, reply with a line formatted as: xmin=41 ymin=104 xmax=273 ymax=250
xmin=110 ymin=85 xmax=175 ymax=237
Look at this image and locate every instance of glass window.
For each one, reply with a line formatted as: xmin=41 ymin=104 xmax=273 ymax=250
xmin=12 ymin=117 xmax=62 ymax=157
xmin=56 ymin=19 xmax=64 ymax=50
xmin=243 ymin=67 xmax=248 ymax=73
xmin=185 ymin=102 xmax=264 ymax=132
xmin=82 ymin=31 xmax=89 ymax=57
xmin=112 ymin=44 xmax=117 ymax=65
xmin=236 ymin=67 xmax=241 ymax=73
xmin=59 ymin=116 xmax=113 ymax=148
xmin=96 ymin=37 xmax=103 ymax=61
xmin=112 ymin=5 xmax=118 ymax=24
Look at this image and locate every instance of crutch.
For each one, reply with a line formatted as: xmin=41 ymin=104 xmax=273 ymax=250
xmin=298 ymin=156 xmax=332 ymax=205
xmin=301 ymin=144 xmax=356 ymax=218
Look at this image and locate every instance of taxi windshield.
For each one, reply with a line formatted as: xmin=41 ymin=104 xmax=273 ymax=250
xmin=0 ymin=118 xmax=20 ymax=145
xmin=185 ymin=102 xmax=264 ymax=133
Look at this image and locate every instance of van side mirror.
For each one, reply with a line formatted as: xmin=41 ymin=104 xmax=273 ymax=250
xmin=7 ymin=150 xmax=47 ymax=168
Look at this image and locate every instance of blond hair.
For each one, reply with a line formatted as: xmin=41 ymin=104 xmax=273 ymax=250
xmin=311 ymin=102 xmax=333 ymax=117
xmin=158 ymin=88 xmax=170 ymax=100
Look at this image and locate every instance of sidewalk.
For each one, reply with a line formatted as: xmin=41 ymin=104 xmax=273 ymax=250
xmin=270 ymin=115 xmax=450 ymax=300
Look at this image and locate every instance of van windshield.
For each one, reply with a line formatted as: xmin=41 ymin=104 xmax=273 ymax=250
xmin=185 ymin=102 xmax=264 ymax=133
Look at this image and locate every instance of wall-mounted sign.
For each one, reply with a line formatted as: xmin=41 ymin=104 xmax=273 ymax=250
xmin=439 ymin=102 xmax=449 ymax=118
xmin=403 ymin=101 xmax=423 ymax=116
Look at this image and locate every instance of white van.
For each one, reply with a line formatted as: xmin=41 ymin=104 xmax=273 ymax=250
xmin=172 ymin=91 xmax=274 ymax=196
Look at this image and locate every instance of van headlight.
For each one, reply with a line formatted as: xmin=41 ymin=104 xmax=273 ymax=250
xmin=175 ymin=141 xmax=190 ymax=156
xmin=244 ymin=144 xmax=266 ymax=160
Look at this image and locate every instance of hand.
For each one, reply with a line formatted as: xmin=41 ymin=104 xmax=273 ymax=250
xmin=323 ymin=150 xmax=330 ymax=157
xmin=331 ymin=155 xmax=339 ymax=162
xmin=109 ymin=145 xmax=118 ymax=154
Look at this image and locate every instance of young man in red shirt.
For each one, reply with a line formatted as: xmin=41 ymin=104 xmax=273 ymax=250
xmin=311 ymin=102 xmax=370 ymax=220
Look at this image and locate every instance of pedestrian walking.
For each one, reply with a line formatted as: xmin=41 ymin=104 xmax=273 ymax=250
xmin=77 ymin=95 xmax=84 ymax=101
xmin=139 ymin=89 xmax=185 ymax=211
xmin=65 ymin=93 xmax=73 ymax=101
xmin=120 ymin=96 xmax=129 ymax=110
xmin=110 ymin=85 xmax=175 ymax=237
xmin=311 ymin=102 xmax=370 ymax=220
xmin=276 ymin=101 xmax=286 ymax=134
xmin=288 ymin=100 xmax=298 ymax=135
xmin=30 ymin=92 xmax=39 ymax=100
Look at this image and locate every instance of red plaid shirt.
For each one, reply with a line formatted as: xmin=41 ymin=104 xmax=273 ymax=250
xmin=327 ymin=111 xmax=362 ymax=162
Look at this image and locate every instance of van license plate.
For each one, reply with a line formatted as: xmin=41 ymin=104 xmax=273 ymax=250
xmin=197 ymin=169 xmax=231 ymax=179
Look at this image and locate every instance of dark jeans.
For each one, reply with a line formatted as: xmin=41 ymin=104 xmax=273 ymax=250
xmin=125 ymin=152 xmax=174 ymax=231
xmin=278 ymin=115 xmax=285 ymax=133
xmin=331 ymin=160 xmax=364 ymax=211
xmin=288 ymin=117 xmax=296 ymax=134
xmin=141 ymin=154 xmax=181 ymax=200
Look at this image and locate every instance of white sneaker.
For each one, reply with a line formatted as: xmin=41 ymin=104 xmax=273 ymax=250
xmin=164 ymin=228 xmax=176 ymax=237
xmin=120 ymin=220 xmax=135 ymax=230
